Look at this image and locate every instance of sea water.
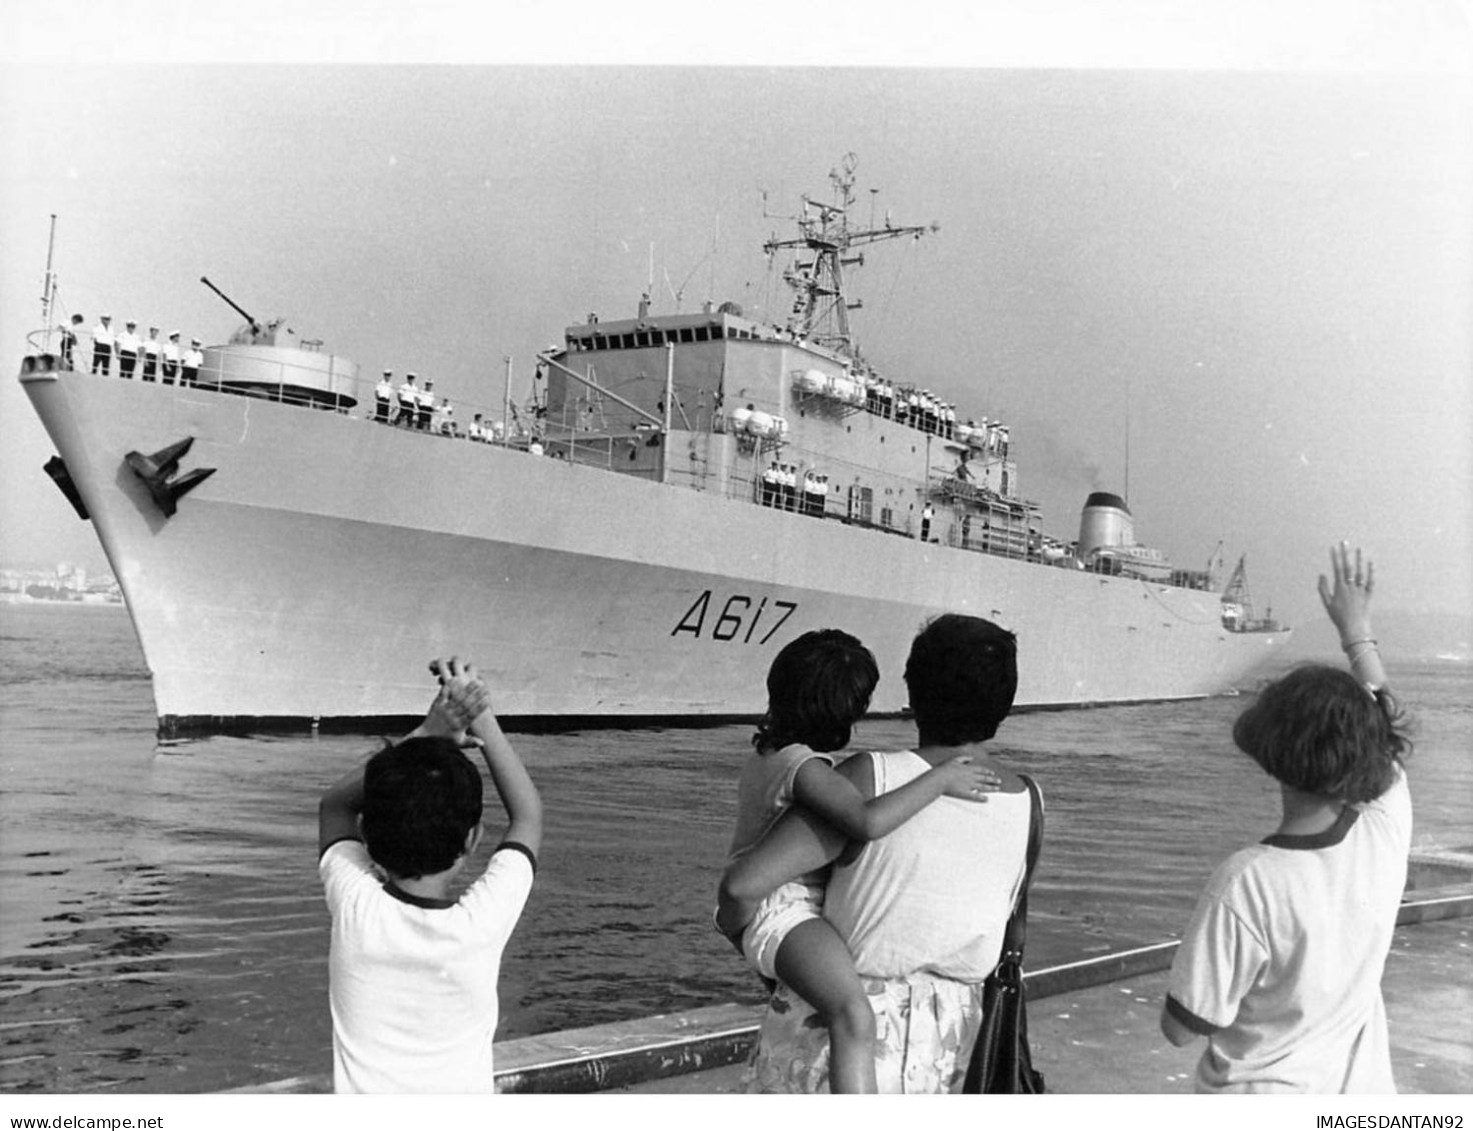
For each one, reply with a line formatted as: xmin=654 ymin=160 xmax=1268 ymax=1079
xmin=1 ymin=601 xmax=1468 ymax=1092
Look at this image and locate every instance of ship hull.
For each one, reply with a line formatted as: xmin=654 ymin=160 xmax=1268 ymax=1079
xmin=23 ymin=370 xmax=1289 ymax=735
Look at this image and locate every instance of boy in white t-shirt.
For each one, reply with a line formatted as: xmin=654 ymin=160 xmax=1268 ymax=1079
xmin=318 ymin=657 xmax=542 ymax=1093
xmin=1162 ymin=543 xmax=1412 ymax=1092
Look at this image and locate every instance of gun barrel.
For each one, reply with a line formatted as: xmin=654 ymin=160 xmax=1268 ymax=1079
xmin=199 ymin=276 xmax=259 ymax=330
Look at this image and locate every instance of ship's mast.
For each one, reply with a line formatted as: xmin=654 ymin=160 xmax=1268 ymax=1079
xmin=1222 ymin=555 xmax=1255 ymax=615
xmin=40 ymin=214 xmax=58 ymax=348
xmin=764 ymin=153 xmax=936 ymax=358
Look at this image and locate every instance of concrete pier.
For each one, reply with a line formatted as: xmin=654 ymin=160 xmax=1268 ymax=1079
xmin=238 ymin=885 xmax=1471 ymax=1095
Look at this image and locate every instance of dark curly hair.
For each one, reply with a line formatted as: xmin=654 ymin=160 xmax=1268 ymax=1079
xmin=361 ymin=736 xmax=483 ymax=879
xmin=904 ymin=614 xmax=1018 ymax=746
xmin=1232 ymin=664 xmax=1410 ymax=803
xmin=753 ymin=629 xmax=879 ymax=755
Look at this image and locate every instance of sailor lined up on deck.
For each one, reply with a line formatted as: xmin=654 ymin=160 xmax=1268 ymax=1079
xmin=61 ymin=314 xmax=82 ymax=366
xmin=761 ymin=462 xmax=823 ymax=512
xmin=83 ymin=319 xmax=197 ymax=383
xmin=436 ymin=397 xmax=455 ymax=436
xmin=416 ymin=379 xmax=436 ymax=431
xmin=91 ymin=315 xmax=114 ymax=375
xmin=396 ymin=373 xmax=418 ymax=426
xmin=116 ymin=320 xmax=141 ymax=379
xmin=801 ymin=470 xmax=829 ymax=517
xmin=760 ymin=461 xmax=781 ymax=507
xmin=181 ymin=338 xmax=203 ymax=386
xmin=375 ymin=371 xmax=394 ymax=424
xmin=141 ymin=327 xmax=161 ymax=382
xmin=162 ymin=332 xmax=181 ymax=383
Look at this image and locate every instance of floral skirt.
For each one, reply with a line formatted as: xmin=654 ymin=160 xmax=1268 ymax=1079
xmin=744 ymin=972 xmax=986 ymax=1093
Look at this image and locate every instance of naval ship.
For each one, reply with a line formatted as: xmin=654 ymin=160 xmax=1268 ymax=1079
xmin=20 ymin=157 xmax=1288 ymax=737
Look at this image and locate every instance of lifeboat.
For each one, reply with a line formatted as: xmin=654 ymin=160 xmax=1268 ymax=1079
xmin=745 ymin=410 xmax=788 ymax=440
xmin=829 ymin=374 xmax=862 ymax=406
xmin=792 ymin=368 xmax=829 ymax=395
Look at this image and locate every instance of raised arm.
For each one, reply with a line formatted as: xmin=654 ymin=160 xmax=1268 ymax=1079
xmin=1318 ymin=541 xmax=1386 ymax=690
xmin=317 ymin=661 xmax=491 ymax=857
xmin=318 ymin=760 xmax=369 ymax=857
xmin=789 ymin=752 xmax=1000 ymax=843
xmin=466 ymin=690 xmax=543 ymax=859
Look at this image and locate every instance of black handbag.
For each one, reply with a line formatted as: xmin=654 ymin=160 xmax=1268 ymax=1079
xmin=962 ymin=772 xmax=1045 ymax=1094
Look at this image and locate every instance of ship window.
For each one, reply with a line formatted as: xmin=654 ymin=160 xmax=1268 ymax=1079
xmin=650 ymin=330 xmax=665 ymax=346
xmin=592 ymin=334 xmax=607 ymax=351
xmin=620 ymin=333 xmax=635 ymax=349
xmin=636 ymin=331 xmax=650 ymax=347
xmin=679 ymin=328 xmax=695 ymax=343
xmin=694 ymin=327 xmax=710 ymax=342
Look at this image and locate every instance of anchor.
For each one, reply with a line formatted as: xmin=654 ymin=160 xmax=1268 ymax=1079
xmin=124 ymin=437 xmax=216 ymax=518
xmin=42 ymin=456 xmax=90 ymax=520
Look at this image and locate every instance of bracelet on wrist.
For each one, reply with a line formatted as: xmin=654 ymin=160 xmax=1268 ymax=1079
xmin=1341 ymin=636 xmax=1377 ymax=653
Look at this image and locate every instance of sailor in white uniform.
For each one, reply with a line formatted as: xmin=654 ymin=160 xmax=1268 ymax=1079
xmin=141 ymin=327 xmax=161 ymax=382
xmin=374 ymin=371 xmax=394 ymax=423
xmin=116 ymin=321 xmax=141 ymax=379
xmin=761 ymin=461 xmax=780 ymax=507
xmin=396 ymin=374 xmax=418 ymax=426
xmin=91 ymin=315 xmax=114 ymax=375
xmin=162 ymin=332 xmax=181 ymax=384
xmin=60 ymin=314 xmax=82 ymax=367
xmin=181 ymin=338 xmax=203 ymax=386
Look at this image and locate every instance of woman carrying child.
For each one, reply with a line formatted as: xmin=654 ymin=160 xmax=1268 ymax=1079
xmin=717 ymin=623 xmax=1011 ymax=1093
xmin=1162 ymin=542 xmax=1413 ymax=1092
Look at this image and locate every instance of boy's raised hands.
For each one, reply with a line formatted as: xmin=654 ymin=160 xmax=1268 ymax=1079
xmin=421 ymin=656 xmax=491 ymax=742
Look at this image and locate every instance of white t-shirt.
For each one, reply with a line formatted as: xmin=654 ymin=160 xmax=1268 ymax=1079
xmin=824 ymin=750 xmax=1032 ymax=982
xmin=1166 ymin=768 xmax=1411 ymax=1093
xmin=320 ymin=838 xmax=536 ymax=1093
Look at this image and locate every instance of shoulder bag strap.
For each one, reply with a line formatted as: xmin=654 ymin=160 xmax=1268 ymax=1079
xmin=999 ymin=773 xmax=1044 ymax=962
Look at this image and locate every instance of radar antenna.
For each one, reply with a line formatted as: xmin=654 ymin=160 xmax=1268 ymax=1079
xmin=762 ymin=153 xmax=937 ymax=356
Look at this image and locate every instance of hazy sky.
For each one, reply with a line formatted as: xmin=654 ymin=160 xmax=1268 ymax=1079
xmin=2 ymin=4 xmax=1469 ymax=631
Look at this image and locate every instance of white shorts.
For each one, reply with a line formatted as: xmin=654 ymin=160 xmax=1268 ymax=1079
xmin=740 ymin=879 xmax=825 ymax=980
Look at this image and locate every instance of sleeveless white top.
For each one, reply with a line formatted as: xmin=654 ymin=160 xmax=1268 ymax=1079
xmin=825 ymin=750 xmax=1034 ymax=982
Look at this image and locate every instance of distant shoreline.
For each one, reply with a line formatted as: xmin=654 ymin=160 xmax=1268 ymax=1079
xmin=0 ymin=593 xmax=123 ymax=607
